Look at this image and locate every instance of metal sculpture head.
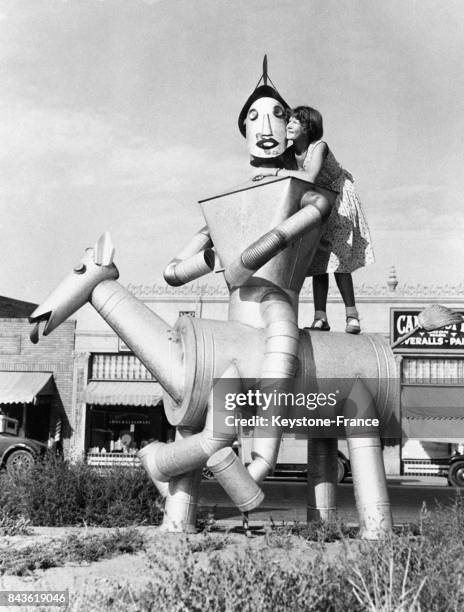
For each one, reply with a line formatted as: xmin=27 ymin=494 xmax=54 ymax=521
xmin=238 ymin=56 xmax=289 ymax=163
xmin=29 ymin=232 xmax=119 ymax=343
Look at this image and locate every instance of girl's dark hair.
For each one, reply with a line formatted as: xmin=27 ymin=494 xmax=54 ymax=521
xmin=287 ymin=106 xmax=323 ymax=142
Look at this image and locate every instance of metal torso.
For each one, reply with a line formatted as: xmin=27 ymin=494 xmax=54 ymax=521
xmin=199 ymin=176 xmax=336 ymax=326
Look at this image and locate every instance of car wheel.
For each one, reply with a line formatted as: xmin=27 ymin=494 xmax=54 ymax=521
xmin=337 ymin=455 xmax=347 ymax=483
xmin=5 ymin=450 xmax=35 ymax=476
xmin=448 ymin=460 xmax=464 ymax=487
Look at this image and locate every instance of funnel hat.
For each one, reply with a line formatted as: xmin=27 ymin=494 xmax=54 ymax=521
xmin=238 ymin=84 xmax=289 ymax=138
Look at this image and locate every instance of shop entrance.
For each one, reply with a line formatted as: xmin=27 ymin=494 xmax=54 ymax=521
xmin=86 ymin=404 xmax=174 ymax=465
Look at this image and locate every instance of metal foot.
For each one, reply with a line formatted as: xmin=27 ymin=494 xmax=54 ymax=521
xmin=242 ymin=511 xmax=252 ymax=537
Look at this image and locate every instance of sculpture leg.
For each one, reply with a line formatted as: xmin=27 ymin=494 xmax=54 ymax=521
xmin=344 ymin=378 xmax=393 ymax=539
xmin=306 ymin=437 xmax=337 ymax=523
xmin=247 ymin=288 xmax=300 ymax=483
xmin=138 ymin=363 xmax=240 ymax=482
xmin=207 ymin=446 xmax=264 ymax=512
xmin=160 ymin=428 xmax=203 ymax=533
xmin=141 ymin=363 xmax=247 ymax=532
xmin=348 ymin=436 xmax=392 ymax=539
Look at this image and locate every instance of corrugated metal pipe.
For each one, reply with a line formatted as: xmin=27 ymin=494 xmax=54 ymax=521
xmin=137 ymin=363 xmax=242 ymax=482
xmin=225 ymin=192 xmax=330 ymax=287
xmin=139 ymin=429 xmax=203 ymax=532
xmin=247 ymin=288 xmax=300 ymax=483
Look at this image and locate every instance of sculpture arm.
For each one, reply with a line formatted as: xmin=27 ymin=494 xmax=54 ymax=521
xmin=164 ymin=226 xmax=216 ymax=286
xmin=224 ymin=191 xmax=331 ymax=287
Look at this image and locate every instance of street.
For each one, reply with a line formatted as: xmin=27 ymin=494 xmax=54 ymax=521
xmin=199 ymin=476 xmax=459 ymax=526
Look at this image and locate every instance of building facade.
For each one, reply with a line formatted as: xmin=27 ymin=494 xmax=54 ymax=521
xmin=0 ymin=297 xmax=75 ymax=453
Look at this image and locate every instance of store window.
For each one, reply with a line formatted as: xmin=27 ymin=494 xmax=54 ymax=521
xmin=86 ymin=353 xmax=175 ymax=466
xmin=87 ymin=405 xmax=172 ymax=456
xmin=1 ymin=399 xmax=50 ymax=442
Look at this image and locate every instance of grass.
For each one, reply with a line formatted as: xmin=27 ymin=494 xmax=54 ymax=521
xmin=2 ymin=458 xmax=464 ymax=610
xmin=0 ymin=529 xmax=144 ymax=576
xmin=68 ymin=496 xmax=464 ymax=612
xmin=263 ymin=517 xmax=357 ymax=549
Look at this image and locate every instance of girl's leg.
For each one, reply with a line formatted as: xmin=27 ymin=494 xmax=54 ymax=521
xmin=334 ymin=273 xmax=360 ymax=334
xmin=334 ymin=272 xmax=355 ymax=307
xmin=309 ymin=274 xmax=330 ymax=330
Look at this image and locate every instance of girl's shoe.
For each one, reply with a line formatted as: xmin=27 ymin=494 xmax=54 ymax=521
xmin=308 ymin=319 xmax=331 ymax=331
xmin=345 ymin=317 xmax=361 ymax=334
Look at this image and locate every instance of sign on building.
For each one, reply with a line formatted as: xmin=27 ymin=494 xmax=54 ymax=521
xmin=391 ymin=308 xmax=464 ymax=353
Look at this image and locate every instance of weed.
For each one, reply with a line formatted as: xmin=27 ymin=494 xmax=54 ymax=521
xmin=186 ymin=532 xmax=230 ymax=554
xmin=71 ymin=496 xmax=464 ymax=611
xmin=263 ymin=517 xmax=355 ymax=549
xmin=349 ymin=545 xmax=427 ymax=612
xmin=0 ymin=529 xmax=144 ymax=576
xmin=196 ymin=506 xmax=217 ymax=533
xmin=0 ymin=513 xmax=32 ymax=536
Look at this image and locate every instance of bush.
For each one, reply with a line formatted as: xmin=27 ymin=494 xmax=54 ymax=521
xmin=347 ymin=498 xmax=464 ymax=612
xmin=0 ymin=455 xmax=163 ymax=527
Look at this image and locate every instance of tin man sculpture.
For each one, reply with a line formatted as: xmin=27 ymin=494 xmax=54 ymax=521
xmin=29 ymin=60 xmax=398 ymax=539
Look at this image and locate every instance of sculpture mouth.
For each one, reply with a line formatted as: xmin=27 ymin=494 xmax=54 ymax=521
xmin=29 ymin=312 xmax=52 ymax=344
xmin=256 ymin=137 xmax=278 ymax=150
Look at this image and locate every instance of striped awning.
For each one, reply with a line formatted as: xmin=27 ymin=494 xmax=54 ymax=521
xmin=402 ymin=385 xmax=464 ymax=441
xmin=0 ymin=372 xmax=54 ymax=404
xmin=402 ymin=386 xmax=464 ymax=420
xmin=83 ymin=381 xmax=163 ymax=407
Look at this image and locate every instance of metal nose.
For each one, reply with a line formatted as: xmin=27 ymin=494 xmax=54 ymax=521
xmin=261 ymin=114 xmax=273 ymax=136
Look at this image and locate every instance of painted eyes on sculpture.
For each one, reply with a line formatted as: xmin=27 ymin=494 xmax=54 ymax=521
xmin=248 ymin=106 xmax=285 ymax=121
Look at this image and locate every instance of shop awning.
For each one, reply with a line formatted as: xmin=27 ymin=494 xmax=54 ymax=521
xmin=0 ymin=372 xmax=54 ymax=404
xmin=402 ymin=385 xmax=464 ymax=441
xmin=83 ymin=381 xmax=164 ymax=407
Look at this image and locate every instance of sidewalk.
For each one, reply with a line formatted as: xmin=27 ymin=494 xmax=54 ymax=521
xmin=386 ymin=474 xmax=448 ymax=487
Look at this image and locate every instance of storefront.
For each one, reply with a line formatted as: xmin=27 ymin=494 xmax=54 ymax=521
xmin=392 ymin=307 xmax=464 ymax=475
xmin=0 ymin=372 xmax=55 ymax=442
xmin=0 ymin=298 xmax=75 ymax=451
xmin=83 ymin=353 xmax=173 ymax=467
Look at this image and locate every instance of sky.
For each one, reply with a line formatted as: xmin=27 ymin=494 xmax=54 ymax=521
xmin=1 ymin=0 xmax=464 ymax=304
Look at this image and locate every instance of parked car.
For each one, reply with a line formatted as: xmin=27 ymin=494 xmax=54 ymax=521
xmin=448 ymin=453 xmax=464 ymax=487
xmin=336 ymin=450 xmax=351 ymax=483
xmin=0 ymin=415 xmax=47 ymax=475
xmin=271 ymin=449 xmax=351 ymax=483
xmin=202 ymin=442 xmax=351 ymax=483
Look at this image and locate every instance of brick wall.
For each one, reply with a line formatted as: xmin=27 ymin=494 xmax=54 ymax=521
xmin=0 ymin=318 xmax=76 ymax=452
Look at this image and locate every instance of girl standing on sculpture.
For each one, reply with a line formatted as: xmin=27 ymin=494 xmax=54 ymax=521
xmin=252 ymin=105 xmax=374 ymax=334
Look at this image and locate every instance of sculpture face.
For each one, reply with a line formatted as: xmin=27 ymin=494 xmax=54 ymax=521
xmin=245 ymin=96 xmax=287 ymax=158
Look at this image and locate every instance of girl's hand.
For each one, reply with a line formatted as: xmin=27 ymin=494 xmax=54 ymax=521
xmin=251 ymin=167 xmax=280 ymax=182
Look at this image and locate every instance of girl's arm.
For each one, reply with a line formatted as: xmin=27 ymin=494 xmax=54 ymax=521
xmin=251 ymin=142 xmax=328 ymax=182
